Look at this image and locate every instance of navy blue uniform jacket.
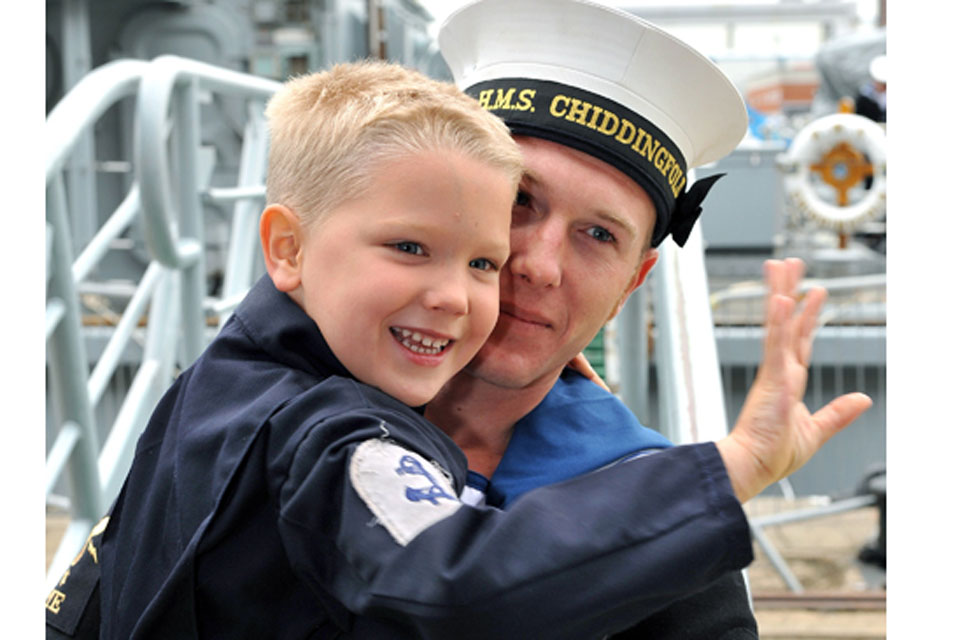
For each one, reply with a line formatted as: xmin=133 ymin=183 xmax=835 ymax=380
xmin=95 ymin=276 xmax=752 ymax=639
xmin=486 ymin=372 xmax=757 ymax=638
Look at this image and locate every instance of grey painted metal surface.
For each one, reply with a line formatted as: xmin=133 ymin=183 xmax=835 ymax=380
xmin=46 ymin=60 xmax=150 ymax=181
xmin=135 ymin=56 xmax=281 ymax=363
xmin=45 ymin=56 xmax=282 ymax=589
xmin=698 ymin=144 xmax=788 ymax=250
xmin=220 ymin=101 xmax=271 ymax=317
xmin=707 ymin=257 xmax=885 ymax=496
xmin=60 ymin=0 xmax=99 ymax=256
xmin=714 ymin=355 xmax=885 ymax=497
xmin=621 ymin=1 xmax=859 ymax=24
xmin=46 ymin=174 xmax=106 ymax=587
xmin=613 ymin=285 xmax=652 ymax=426
xmin=648 ymin=226 xmax=729 ymax=445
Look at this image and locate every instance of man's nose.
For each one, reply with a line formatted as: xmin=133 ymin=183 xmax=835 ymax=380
xmin=508 ymin=221 xmax=563 ymax=288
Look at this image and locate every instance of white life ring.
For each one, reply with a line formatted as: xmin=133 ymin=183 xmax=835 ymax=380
xmin=781 ymin=113 xmax=886 ymax=232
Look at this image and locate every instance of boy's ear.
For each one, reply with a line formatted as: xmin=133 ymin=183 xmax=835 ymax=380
xmin=260 ymin=204 xmax=304 ymax=293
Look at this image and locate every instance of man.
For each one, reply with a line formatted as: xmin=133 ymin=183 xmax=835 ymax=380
xmin=856 ymin=55 xmax=887 ymax=123
xmin=427 ymin=0 xmax=872 ymax=635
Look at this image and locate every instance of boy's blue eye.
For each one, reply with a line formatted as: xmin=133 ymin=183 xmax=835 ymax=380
xmin=587 ymin=226 xmax=615 ymax=243
xmin=393 ymin=241 xmax=425 ymax=256
xmin=469 ymin=257 xmax=498 ymax=272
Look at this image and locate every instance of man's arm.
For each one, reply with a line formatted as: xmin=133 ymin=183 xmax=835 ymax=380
xmin=716 ymin=258 xmax=872 ymax=503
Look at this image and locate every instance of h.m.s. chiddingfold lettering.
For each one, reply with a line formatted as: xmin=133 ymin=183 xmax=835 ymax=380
xmin=476 ymin=86 xmax=686 ymax=198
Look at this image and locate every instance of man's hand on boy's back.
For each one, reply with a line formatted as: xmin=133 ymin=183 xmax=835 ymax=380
xmin=717 ymin=258 xmax=873 ymax=503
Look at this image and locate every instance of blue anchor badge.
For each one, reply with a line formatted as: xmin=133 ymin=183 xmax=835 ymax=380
xmin=396 ymin=455 xmax=456 ymax=505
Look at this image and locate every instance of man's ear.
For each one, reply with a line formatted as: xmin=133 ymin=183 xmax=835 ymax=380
xmin=609 ymin=247 xmax=659 ymax=320
xmin=260 ymin=204 xmax=304 ymax=293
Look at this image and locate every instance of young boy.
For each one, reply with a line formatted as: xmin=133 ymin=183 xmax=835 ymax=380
xmin=55 ymin=61 xmax=754 ymax=640
xmin=80 ymin=61 xmax=524 ymax=637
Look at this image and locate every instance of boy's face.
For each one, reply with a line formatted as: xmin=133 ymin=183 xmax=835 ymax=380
xmin=294 ymin=149 xmax=515 ymax=406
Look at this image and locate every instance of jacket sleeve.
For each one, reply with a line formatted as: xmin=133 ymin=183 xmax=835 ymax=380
xmin=45 ymin=516 xmax=109 ymax=639
xmin=274 ymin=409 xmax=753 ymax=640
xmin=608 ymin=570 xmax=758 ymax=639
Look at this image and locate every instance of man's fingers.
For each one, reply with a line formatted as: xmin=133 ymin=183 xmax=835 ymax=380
xmin=763 ymin=294 xmax=795 ymax=373
xmin=785 ymin=257 xmax=805 ymax=296
xmin=795 ymin=287 xmax=827 ymax=366
xmin=799 ymin=287 xmax=827 ymax=335
xmin=567 ymin=352 xmax=610 ymax=392
xmin=762 ymin=257 xmax=816 ymax=371
xmin=766 ymin=257 xmax=805 ymax=297
xmin=811 ymin=392 xmax=873 ymax=442
xmin=765 ymin=259 xmax=787 ymax=300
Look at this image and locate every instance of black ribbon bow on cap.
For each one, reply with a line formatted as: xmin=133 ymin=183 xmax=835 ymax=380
xmin=664 ymin=173 xmax=726 ymax=247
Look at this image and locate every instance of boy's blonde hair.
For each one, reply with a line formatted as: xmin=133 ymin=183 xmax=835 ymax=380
xmin=265 ymin=60 xmax=524 ymax=227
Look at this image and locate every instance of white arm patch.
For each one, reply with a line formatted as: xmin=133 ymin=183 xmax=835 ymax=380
xmin=350 ymin=439 xmax=462 ymax=546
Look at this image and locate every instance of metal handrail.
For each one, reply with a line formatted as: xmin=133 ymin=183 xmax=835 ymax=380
xmin=46 ymin=60 xmax=150 ymax=183
xmin=135 ymin=55 xmax=280 ymax=362
xmin=45 ymin=64 xmax=152 ymax=557
xmin=46 ymin=55 xmax=280 ymax=588
xmin=136 ymin=55 xmax=280 ymax=270
xmin=654 ymin=225 xmax=730 ymax=445
xmin=710 ymin=273 xmax=886 ymax=309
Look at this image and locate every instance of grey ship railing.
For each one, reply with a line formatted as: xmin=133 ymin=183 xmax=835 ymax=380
xmin=45 ymin=55 xmax=280 ymax=588
xmin=612 ymin=225 xmax=731 ymax=445
xmin=709 ymin=272 xmax=885 ymax=593
xmin=616 ymin=260 xmax=884 ymax=593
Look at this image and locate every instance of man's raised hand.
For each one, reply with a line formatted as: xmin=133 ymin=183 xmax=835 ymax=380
xmin=716 ymin=258 xmax=873 ymax=503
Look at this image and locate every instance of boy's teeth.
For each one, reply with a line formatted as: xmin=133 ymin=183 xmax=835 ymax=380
xmin=391 ymin=328 xmax=450 ymax=354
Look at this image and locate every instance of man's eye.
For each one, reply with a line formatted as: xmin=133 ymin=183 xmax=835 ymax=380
xmin=587 ymin=226 xmax=615 ymax=243
xmin=392 ymin=241 xmax=425 ymax=256
xmin=514 ymin=189 xmax=532 ymax=208
xmin=469 ymin=257 xmax=498 ymax=272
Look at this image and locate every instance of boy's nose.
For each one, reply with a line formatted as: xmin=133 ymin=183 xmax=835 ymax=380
xmin=422 ymin=275 xmax=469 ymax=316
xmin=508 ymin=222 xmax=563 ymax=289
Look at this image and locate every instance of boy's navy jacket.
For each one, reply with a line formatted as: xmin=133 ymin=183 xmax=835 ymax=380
xmin=78 ymin=276 xmax=751 ymax=639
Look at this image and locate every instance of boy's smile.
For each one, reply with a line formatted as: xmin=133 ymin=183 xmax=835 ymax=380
xmin=390 ymin=327 xmax=451 ymax=356
xmin=290 ymin=149 xmax=515 ymax=406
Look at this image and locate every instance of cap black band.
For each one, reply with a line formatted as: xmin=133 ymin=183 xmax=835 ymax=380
xmin=468 ymin=78 xmax=699 ymax=245
xmin=466 ymin=78 xmax=724 ymax=247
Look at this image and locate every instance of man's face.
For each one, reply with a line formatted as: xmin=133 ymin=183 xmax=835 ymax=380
xmin=465 ymin=136 xmax=659 ymax=390
xmin=295 ymin=149 xmax=514 ymax=406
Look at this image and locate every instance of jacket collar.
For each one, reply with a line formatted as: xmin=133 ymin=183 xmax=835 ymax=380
xmin=233 ymin=275 xmax=353 ymax=382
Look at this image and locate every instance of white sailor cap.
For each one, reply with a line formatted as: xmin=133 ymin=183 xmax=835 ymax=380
xmin=439 ymin=0 xmax=748 ymax=247
xmin=869 ymin=55 xmax=887 ymax=84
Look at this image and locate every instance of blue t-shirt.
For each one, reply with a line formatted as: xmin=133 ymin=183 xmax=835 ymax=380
xmin=476 ymin=368 xmax=673 ymax=507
